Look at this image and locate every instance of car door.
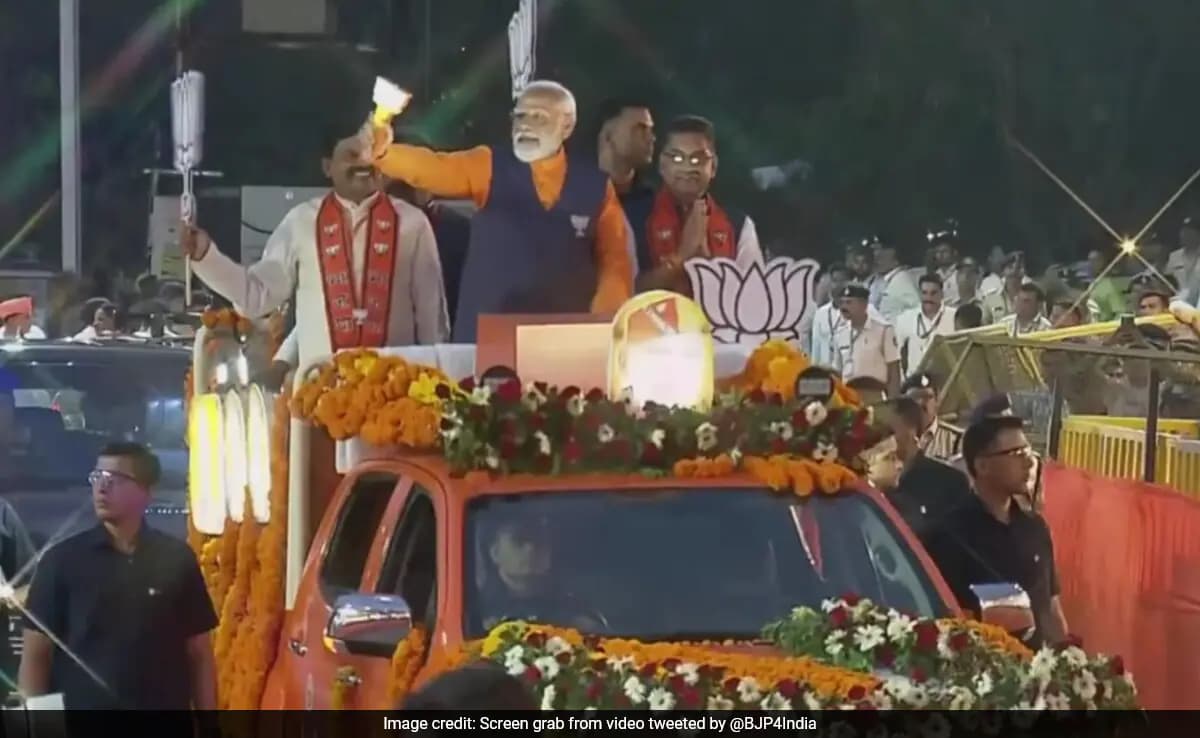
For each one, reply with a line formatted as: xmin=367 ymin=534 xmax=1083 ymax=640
xmin=272 ymin=469 xmax=402 ymax=708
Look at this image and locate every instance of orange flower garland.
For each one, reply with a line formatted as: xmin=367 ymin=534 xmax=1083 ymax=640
xmin=744 ymin=455 xmax=860 ymax=497
xmin=672 ymin=453 xmax=736 ymax=478
xmin=291 ymin=349 xmax=450 ymax=446
xmin=214 ymin=491 xmax=260 ymax=708
xmin=950 ymin=619 xmax=1034 ymax=660
xmin=201 ymin=307 xmax=253 ymax=336
xmin=388 ymin=626 xmax=429 ymax=706
xmin=722 ymin=339 xmax=861 ymax=407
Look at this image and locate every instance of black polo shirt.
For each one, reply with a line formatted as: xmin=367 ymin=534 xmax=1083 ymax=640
xmin=24 ymin=522 xmax=217 ymax=709
xmin=889 ymin=452 xmax=973 ymax=540
xmin=922 ymin=495 xmax=1060 ymax=645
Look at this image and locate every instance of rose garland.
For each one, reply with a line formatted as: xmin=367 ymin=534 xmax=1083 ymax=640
xmin=441 ymin=376 xmax=882 ymax=478
xmin=291 ymin=349 xmax=450 ymax=445
xmin=762 ymin=596 xmax=1138 ymax=709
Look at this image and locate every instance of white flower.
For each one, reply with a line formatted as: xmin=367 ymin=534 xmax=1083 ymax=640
xmin=919 ymin=714 xmax=952 ymax=738
xmin=469 ymin=386 xmax=492 ymax=405
xmin=676 ymin=662 xmax=700 ymax=686
xmin=649 ymin=428 xmax=666 ymax=449
xmin=802 ymin=692 xmax=822 ymax=710
xmin=566 ymin=394 xmax=585 ymax=417
xmin=647 ymin=687 xmax=675 ymax=711
xmin=760 ymin=693 xmax=792 ymax=710
xmin=730 ymin=446 xmax=743 ymax=465
xmin=707 ymin=695 xmax=735 ymax=710
xmin=522 ymin=382 xmax=546 ymax=410
xmin=533 ymin=431 xmax=552 ymax=456
xmin=885 ymin=613 xmax=914 ymax=642
xmin=973 ymin=671 xmax=994 ymax=696
xmin=812 ymin=441 xmax=838 ymax=463
xmin=696 ymin=422 xmax=719 ymax=451
xmin=769 ymin=421 xmax=794 ymax=440
xmin=597 ymin=424 xmax=615 ymax=443
xmin=503 ymin=645 xmax=526 ymax=675
xmin=540 ymin=684 xmax=556 ymax=710
xmin=736 ymin=677 xmax=762 ymax=703
xmin=948 ymin=686 xmax=976 ymax=710
xmin=484 ymin=446 xmax=500 ymax=469
xmin=623 ymin=676 xmax=646 ymax=704
xmin=533 ymin=655 xmax=560 ymax=681
xmin=853 ymin=624 xmax=886 ymax=652
xmin=824 ymin=632 xmax=845 ymax=656
xmin=821 ymin=598 xmax=840 ymax=613
xmin=1030 ymin=649 xmax=1058 ymax=683
xmin=1072 ymin=670 xmax=1097 ymax=701
xmin=1044 ymin=693 xmax=1071 ymax=710
xmin=937 ymin=632 xmax=954 ymax=660
xmin=610 ymin=655 xmax=635 ymax=673
xmin=544 ymin=636 xmax=571 ymax=656
xmin=865 ymin=406 xmax=875 ymax=425
xmin=1061 ymin=646 xmax=1087 ymax=668
xmin=804 ymin=401 xmax=829 ymax=426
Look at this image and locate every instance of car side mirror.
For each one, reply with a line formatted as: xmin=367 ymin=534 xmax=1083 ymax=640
xmin=970 ymin=582 xmax=1035 ymax=640
xmin=324 ymin=592 xmax=413 ymax=658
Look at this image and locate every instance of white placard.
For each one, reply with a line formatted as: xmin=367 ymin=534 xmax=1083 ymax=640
xmin=685 ymin=257 xmax=820 ymax=346
xmin=508 ymin=0 xmax=537 ymax=100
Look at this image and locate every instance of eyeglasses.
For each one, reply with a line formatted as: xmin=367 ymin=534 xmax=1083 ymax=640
xmin=981 ymin=445 xmax=1033 ymax=460
xmin=88 ymin=469 xmax=142 ymax=489
xmin=662 ymin=150 xmax=713 ymax=167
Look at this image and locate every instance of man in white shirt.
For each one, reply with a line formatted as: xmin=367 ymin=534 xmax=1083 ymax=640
xmin=979 ymin=245 xmax=1007 ymax=298
xmin=894 ymin=273 xmax=957 ymax=376
xmin=999 ymin=282 xmax=1052 ymax=336
xmin=926 ymin=220 xmax=961 ymax=306
xmin=980 ymin=251 xmax=1032 ymax=324
xmin=832 ymin=285 xmax=901 ymax=395
xmin=181 ymin=126 xmax=449 ymax=371
xmin=807 ymin=263 xmax=884 ymax=366
xmin=901 ymin=372 xmax=958 ymax=461
xmin=869 ymin=241 xmax=920 ymax=322
xmin=949 ymin=256 xmax=984 ymax=309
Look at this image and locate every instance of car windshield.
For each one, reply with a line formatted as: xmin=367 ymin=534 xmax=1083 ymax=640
xmin=0 ymin=354 xmax=188 ymax=489
xmin=464 ymin=487 xmax=946 ymax=640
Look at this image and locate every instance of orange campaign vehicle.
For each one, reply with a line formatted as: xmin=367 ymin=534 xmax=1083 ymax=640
xmin=184 ymin=294 xmax=1137 ymax=713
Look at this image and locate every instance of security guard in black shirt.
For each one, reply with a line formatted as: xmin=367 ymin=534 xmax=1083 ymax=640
xmin=19 ymin=442 xmax=217 ymax=710
xmin=922 ymin=416 xmax=1069 ymax=648
xmin=883 ymin=397 xmax=973 ymax=541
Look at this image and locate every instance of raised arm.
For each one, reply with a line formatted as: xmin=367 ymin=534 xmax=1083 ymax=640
xmin=183 ymin=210 xmax=300 ymax=319
xmin=375 ymin=144 xmax=494 ymax=208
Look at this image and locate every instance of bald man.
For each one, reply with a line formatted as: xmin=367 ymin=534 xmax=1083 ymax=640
xmin=367 ymin=81 xmax=633 ymax=341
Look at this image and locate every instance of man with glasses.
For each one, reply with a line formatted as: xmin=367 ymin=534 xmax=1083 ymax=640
xmin=19 ymin=442 xmax=217 ymax=709
xmin=367 ymin=80 xmax=633 ymax=341
xmin=923 ymin=415 xmax=1069 ymax=648
xmin=634 ymin=116 xmax=763 ymax=293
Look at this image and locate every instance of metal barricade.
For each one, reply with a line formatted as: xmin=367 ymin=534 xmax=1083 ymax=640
xmin=1059 ymin=416 xmax=1200 ymax=497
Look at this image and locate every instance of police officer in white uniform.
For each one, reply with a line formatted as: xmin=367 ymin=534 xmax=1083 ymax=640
xmin=894 ymin=273 xmax=957 ymax=376
xmin=832 ymin=284 xmax=901 ymax=396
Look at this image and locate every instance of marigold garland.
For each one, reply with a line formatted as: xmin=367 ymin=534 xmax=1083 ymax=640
xmin=291 ymin=349 xmax=451 ymax=445
xmin=214 ymin=491 xmax=260 ymax=709
xmin=330 ymin=666 xmax=357 ymax=710
xmin=387 ymin=625 xmax=429 ymax=706
xmin=720 ymin=339 xmax=861 ymax=407
xmin=201 ymin=307 xmax=253 ymax=336
xmin=743 ymin=454 xmax=860 ymax=497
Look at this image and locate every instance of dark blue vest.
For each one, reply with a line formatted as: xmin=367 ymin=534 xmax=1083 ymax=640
xmin=453 ymin=147 xmax=608 ymax=342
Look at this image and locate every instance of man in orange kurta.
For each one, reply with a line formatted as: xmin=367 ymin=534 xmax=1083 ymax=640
xmin=367 ymin=80 xmax=632 ymax=341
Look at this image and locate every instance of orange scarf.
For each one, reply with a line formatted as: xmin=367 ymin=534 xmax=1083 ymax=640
xmin=646 ymin=190 xmax=736 ymax=266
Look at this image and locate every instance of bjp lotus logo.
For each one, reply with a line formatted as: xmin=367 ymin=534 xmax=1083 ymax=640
xmin=685 ymin=257 xmax=819 ymax=345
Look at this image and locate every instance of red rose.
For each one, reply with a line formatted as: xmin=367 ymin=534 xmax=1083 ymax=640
xmin=747 ymin=389 xmax=766 ymax=404
xmin=775 ymin=679 xmax=800 ymax=699
xmin=910 ymin=666 xmax=928 ymax=684
xmin=829 ymin=606 xmax=850 ymax=629
xmin=841 ymin=592 xmax=861 ymax=606
xmin=914 ymin=621 xmax=939 ymax=652
xmin=499 ymin=418 xmax=519 ymax=436
xmin=561 ymin=386 xmax=581 ymax=399
xmin=948 ymin=632 xmax=970 ymax=652
xmin=1059 ymin=633 xmax=1084 ymax=650
xmin=640 ymin=444 xmax=664 ymax=466
xmin=496 ymin=379 xmax=522 ymax=403
xmin=585 ymin=388 xmax=605 ymax=403
xmin=556 ymin=651 xmax=572 ymax=665
xmin=722 ymin=677 xmax=740 ymax=695
xmin=662 ymin=658 xmax=681 ymax=672
xmin=678 ymin=685 xmax=701 ymax=708
xmin=847 ymin=685 xmax=866 ymax=701
xmin=564 ymin=439 xmax=583 ymax=464
xmin=533 ymin=454 xmax=553 ymax=473
xmin=639 ymin=663 xmax=658 ymax=678
xmin=791 ymin=410 xmax=807 ymax=427
xmin=610 ymin=439 xmax=634 ymax=461
xmin=534 ymin=381 xmax=549 ymax=395
xmin=668 ymin=675 xmax=685 ymax=691
xmin=434 ymin=383 xmax=452 ymax=399
xmin=526 ymin=632 xmax=546 ymax=648
xmin=529 ymin=413 xmax=547 ymax=430
xmin=875 ymin=645 xmax=895 ymax=668
xmin=586 ymin=679 xmax=604 ymax=702
xmin=767 ymin=392 xmax=783 ymax=406
xmin=498 ymin=439 xmax=518 ymax=459
xmin=1109 ymin=655 xmax=1125 ymax=676
xmin=523 ymin=665 xmax=542 ymax=683
xmin=770 ymin=438 xmax=786 ymax=455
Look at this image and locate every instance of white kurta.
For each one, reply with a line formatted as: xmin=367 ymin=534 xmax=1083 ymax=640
xmin=808 ymin=301 xmax=885 ymax=368
xmin=192 ymin=192 xmax=450 ymax=371
xmin=894 ymin=305 xmax=957 ymax=375
xmin=871 ymin=268 xmax=920 ymax=322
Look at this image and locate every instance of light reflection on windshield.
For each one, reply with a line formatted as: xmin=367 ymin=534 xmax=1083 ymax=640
xmin=464 ymin=488 xmax=945 ymax=639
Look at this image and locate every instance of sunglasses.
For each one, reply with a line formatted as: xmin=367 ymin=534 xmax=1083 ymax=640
xmin=88 ymin=469 xmax=143 ymax=489
xmin=662 ymin=150 xmax=713 ymax=167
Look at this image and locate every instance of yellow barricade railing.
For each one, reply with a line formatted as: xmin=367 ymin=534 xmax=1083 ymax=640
xmin=1058 ymin=416 xmax=1200 ymax=497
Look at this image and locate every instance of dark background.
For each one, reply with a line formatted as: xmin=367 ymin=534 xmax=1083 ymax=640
xmin=4 ymin=0 xmax=1200 ymax=275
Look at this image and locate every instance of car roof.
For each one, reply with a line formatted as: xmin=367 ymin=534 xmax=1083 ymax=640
xmin=0 ymin=340 xmax=191 ymax=364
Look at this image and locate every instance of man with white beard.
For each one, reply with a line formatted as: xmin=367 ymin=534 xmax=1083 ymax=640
xmin=368 ymin=80 xmax=633 ymax=341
